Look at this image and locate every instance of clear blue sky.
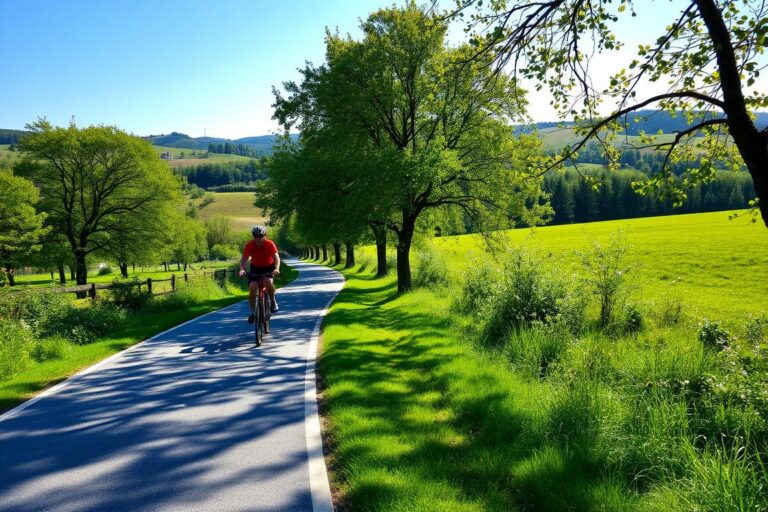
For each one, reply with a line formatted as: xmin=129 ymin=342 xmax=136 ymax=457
xmin=2 ymin=1 xmax=764 ymax=139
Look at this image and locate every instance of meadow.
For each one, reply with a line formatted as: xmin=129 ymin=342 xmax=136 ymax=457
xmin=196 ymin=191 xmax=270 ymax=232
xmin=0 ymin=144 xmax=22 ymax=167
xmin=317 ymin=210 xmax=768 ymax=511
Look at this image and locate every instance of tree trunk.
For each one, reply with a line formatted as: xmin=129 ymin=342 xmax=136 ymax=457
xmin=163 ymin=261 xmax=168 ymax=272
xmin=344 ymin=242 xmax=355 ymax=268
xmin=3 ymin=263 xmax=15 ymax=286
xmin=177 ymin=261 xmax=181 ymax=271
xmin=184 ymin=262 xmax=188 ymax=271
xmin=119 ymin=261 xmax=129 ymax=278
xmin=75 ymin=250 xmax=88 ymax=285
xmin=50 ymin=270 xmax=55 ymax=281
xmin=333 ymin=243 xmax=342 ymax=265
xmin=322 ymin=244 xmax=328 ymax=261
xmin=696 ymin=0 xmax=768 ymax=225
xmin=57 ymin=262 xmax=66 ymax=284
xmin=396 ymin=213 xmax=417 ymax=293
xmin=70 ymin=265 xmax=75 ymax=280
xmin=370 ymin=222 xmax=388 ymax=277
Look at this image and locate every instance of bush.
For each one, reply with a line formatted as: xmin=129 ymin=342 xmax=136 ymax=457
xmin=0 ymin=288 xmax=71 ymax=334
xmin=107 ymin=276 xmax=151 ymax=310
xmin=0 ymin=320 xmax=33 ymax=380
xmin=457 ymin=258 xmax=503 ymax=316
xmin=31 ymin=336 xmax=71 ymax=362
xmin=745 ymin=314 xmax=766 ymax=346
xmin=51 ymin=300 xmax=127 ymax=345
xmin=699 ymin=319 xmax=731 ymax=351
xmin=481 ymin=249 xmax=566 ymax=345
xmin=579 ymin=232 xmax=635 ymax=328
xmin=413 ymin=244 xmax=449 ymax=289
xmin=148 ymin=277 xmax=225 ymax=311
xmin=97 ymin=265 xmax=113 ymax=276
xmin=210 ymin=243 xmax=239 ymax=261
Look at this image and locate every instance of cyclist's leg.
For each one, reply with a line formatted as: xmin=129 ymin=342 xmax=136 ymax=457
xmin=247 ymin=281 xmax=258 ymax=321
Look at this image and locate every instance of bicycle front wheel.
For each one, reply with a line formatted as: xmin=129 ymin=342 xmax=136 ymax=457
xmin=254 ymin=299 xmax=263 ymax=347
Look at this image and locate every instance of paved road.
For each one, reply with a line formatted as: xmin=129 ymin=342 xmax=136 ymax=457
xmin=0 ymin=260 xmax=343 ymax=512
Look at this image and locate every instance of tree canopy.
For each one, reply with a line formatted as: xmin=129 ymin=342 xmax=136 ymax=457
xmin=17 ymin=120 xmax=182 ymax=284
xmin=454 ymin=0 xmax=768 ymax=224
xmin=272 ymin=4 xmax=551 ymax=291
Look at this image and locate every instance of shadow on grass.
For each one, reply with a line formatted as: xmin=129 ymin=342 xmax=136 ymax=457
xmin=319 ymin=270 xmax=635 ymax=511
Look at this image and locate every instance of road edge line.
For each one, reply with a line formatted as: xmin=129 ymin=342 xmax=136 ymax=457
xmin=303 ymin=261 xmax=344 ymax=512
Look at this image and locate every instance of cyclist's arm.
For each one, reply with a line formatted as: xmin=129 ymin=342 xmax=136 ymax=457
xmin=239 ymin=249 xmax=250 ymax=276
xmin=273 ymin=251 xmax=281 ymax=276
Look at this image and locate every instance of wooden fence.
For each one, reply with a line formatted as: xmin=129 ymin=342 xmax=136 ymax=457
xmin=57 ymin=269 xmax=231 ymax=301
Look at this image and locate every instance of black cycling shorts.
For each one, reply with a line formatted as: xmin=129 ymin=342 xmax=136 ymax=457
xmin=249 ymin=263 xmax=276 ymax=284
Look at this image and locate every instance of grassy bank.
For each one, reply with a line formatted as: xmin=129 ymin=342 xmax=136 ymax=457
xmin=0 ymin=262 xmax=298 ymax=413
xmin=317 ymin=211 xmax=768 ymax=511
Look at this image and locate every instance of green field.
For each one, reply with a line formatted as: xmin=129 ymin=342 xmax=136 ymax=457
xmin=153 ymin=145 xmax=254 ymax=169
xmin=0 ymin=144 xmax=22 ymax=167
xmin=432 ymin=210 xmax=768 ymax=318
xmin=319 ymin=210 xmax=768 ymax=511
xmin=540 ymin=126 xmax=682 ymax=152
xmin=197 ymin=191 xmax=270 ymax=232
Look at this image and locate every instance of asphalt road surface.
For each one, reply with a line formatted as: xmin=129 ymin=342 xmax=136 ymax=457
xmin=0 ymin=260 xmax=343 ymax=512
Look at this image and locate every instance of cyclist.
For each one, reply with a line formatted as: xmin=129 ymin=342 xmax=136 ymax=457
xmin=239 ymin=225 xmax=281 ymax=323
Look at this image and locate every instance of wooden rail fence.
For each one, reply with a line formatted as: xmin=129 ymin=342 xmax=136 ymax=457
xmin=57 ymin=269 xmax=231 ymax=301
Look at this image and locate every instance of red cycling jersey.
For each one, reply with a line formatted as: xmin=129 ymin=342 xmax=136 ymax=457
xmin=242 ymin=239 xmax=278 ymax=267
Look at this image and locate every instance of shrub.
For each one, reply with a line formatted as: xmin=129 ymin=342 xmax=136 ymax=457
xmin=107 ymin=276 xmax=151 ymax=310
xmin=413 ymin=244 xmax=449 ymax=289
xmin=481 ymin=249 xmax=566 ymax=345
xmin=745 ymin=314 xmax=766 ymax=347
xmin=0 ymin=288 xmax=71 ymax=334
xmin=457 ymin=258 xmax=502 ymax=316
xmin=0 ymin=320 xmax=33 ymax=380
xmin=31 ymin=336 xmax=71 ymax=362
xmin=555 ymin=288 xmax=588 ymax=336
xmin=579 ymin=232 xmax=635 ymax=328
xmin=97 ymin=265 xmax=113 ymax=276
xmin=148 ymin=277 xmax=225 ymax=311
xmin=699 ymin=319 xmax=731 ymax=351
xmin=210 ymin=243 xmax=239 ymax=261
xmin=51 ymin=300 xmax=127 ymax=344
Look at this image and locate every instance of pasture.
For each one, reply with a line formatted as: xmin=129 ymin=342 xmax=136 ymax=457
xmin=197 ymin=191 xmax=269 ymax=232
xmin=153 ymin=145 xmax=254 ymax=169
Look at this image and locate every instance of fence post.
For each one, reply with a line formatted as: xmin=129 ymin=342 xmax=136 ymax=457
xmin=89 ymin=283 xmax=97 ymax=301
xmin=171 ymin=274 xmax=176 ymax=292
xmin=184 ymin=273 xmax=188 ymax=283
xmin=147 ymin=278 xmax=153 ymax=295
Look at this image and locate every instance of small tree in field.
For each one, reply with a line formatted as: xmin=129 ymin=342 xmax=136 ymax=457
xmin=579 ymin=233 xmax=636 ymax=328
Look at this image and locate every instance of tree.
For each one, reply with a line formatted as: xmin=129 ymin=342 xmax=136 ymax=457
xmin=17 ymin=120 xmax=181 ymax=285
xmin=0 ymin=170 xmax=48 ymax=285
xmin=455 ymin=0 xmax=768 ymax=224
xmin=274 ymin=5 xmax=550 ymax=292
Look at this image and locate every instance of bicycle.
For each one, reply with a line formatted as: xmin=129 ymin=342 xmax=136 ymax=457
xmin=246 ymin=271 xmax=274 ymax=347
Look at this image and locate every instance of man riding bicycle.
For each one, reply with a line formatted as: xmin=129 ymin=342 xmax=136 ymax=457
xmin=239 ymin=226 xmax=281 ymax=323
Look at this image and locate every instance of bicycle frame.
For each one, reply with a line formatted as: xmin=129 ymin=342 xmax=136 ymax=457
xmin=247 ymin=272 xmax=274 ymax=347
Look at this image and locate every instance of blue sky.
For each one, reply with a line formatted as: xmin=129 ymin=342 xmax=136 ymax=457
xmin=2 ymin=1 xmax=764 ymax=139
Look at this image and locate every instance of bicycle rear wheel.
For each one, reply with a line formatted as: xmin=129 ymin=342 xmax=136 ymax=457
xmin=254 ymin=299 xmax=263 ymax=347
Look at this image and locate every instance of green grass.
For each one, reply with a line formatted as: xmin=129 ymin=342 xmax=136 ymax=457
xmin=0 ymin=262 xmax=298 ymax=413
xmin=433 ymin=210 xmax=768 ymax=318
xmin=196 ymin=191 xmax=270 ymax=232
xmin=317 ymin=210 xmax=768 ymax=511
xmin=320 ymin=267 xmax=639 ymax=511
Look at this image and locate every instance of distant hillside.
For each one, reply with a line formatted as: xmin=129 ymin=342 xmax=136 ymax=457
xmin=143 ymin=132 xmax=298 ymax=154
xmin=517 ymin=110 xmax=768 ymax=136
xmin=0 ymin=129 xmax=31 ymax=144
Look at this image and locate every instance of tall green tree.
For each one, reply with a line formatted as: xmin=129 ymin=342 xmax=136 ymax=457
xmin=0 ymin=169 xmax=48 ymax=286
xmin=275 ymin=5 xmax=550 ymax=291
xmin=455 ymin=0 xmax=768 ymax=224
xmin=17 ymin=120 xmax=181 ymax=285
